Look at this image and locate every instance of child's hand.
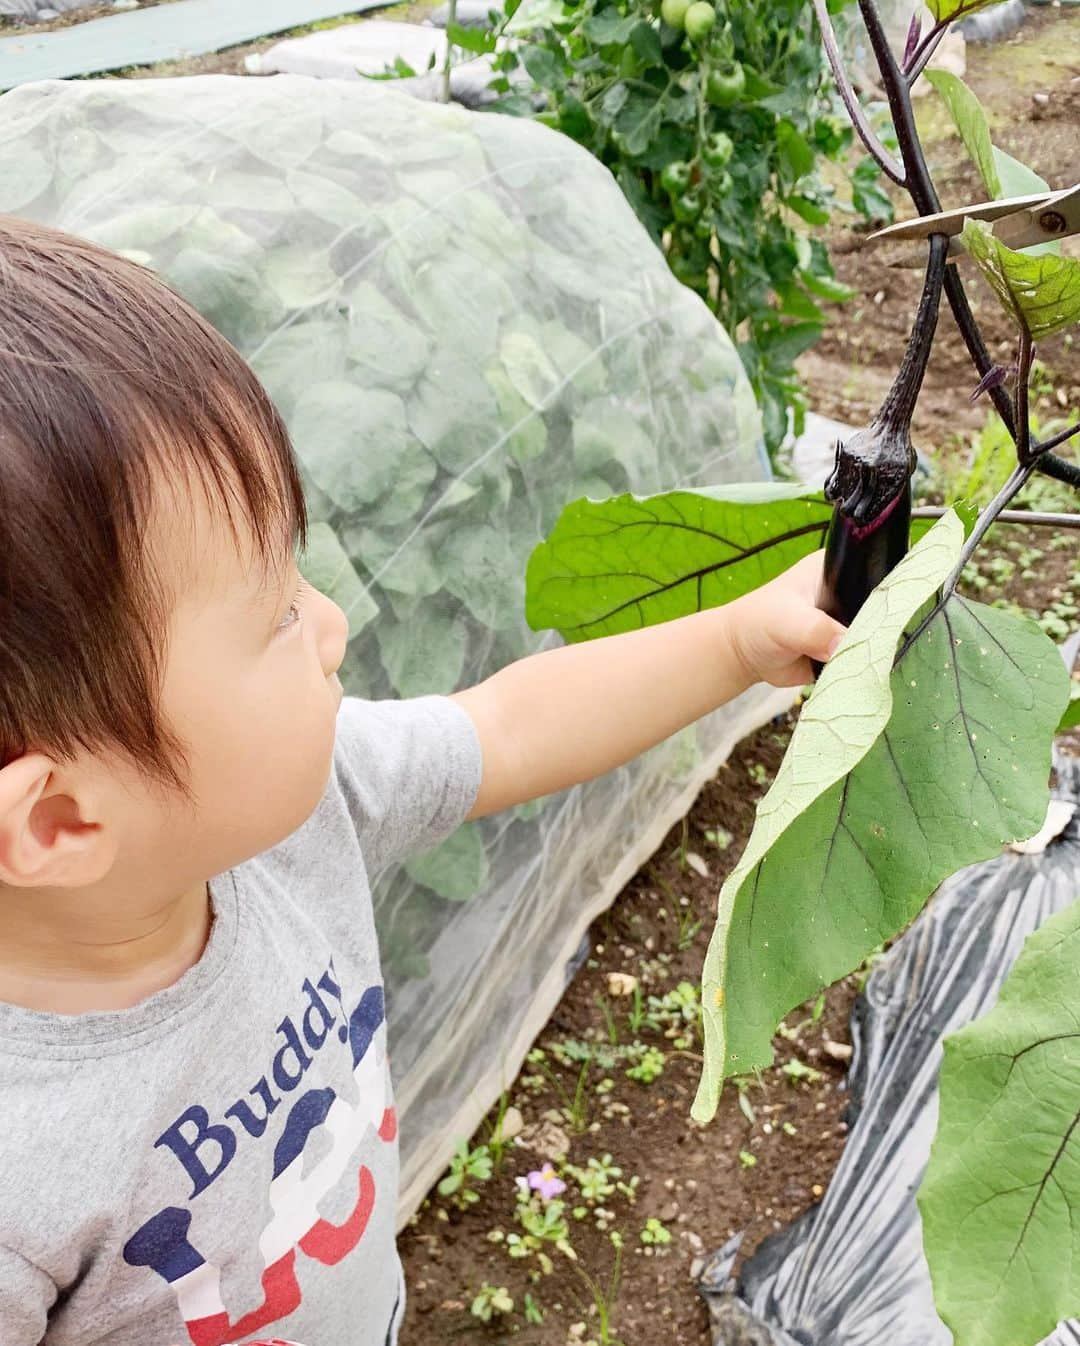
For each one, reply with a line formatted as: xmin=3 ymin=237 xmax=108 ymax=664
xmin=728 ymin=551 xmax=846 ymax=689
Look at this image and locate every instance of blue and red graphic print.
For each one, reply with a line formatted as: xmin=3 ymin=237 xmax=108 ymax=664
xmin=123 ymin=961 xmax=396 ymax=1346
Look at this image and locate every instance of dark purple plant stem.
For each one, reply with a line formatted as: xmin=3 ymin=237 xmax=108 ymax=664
xmin=912 ymin=507 xmax=1080 ymax=530
xmin=896 ymin=460 xmax=1037 ymax=663
xmin=1035 ymin=421 xmax=1080 ymax=456
xmin=876 ymin=232 xmax=950 ymax=434
xmin=1015 ymin=329 xmax=1034 ymax=462
xmin=810 ymin=0 xmax=906 ymax=184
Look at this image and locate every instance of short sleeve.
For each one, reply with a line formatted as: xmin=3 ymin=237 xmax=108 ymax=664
xmin=0 ymin=1247 xmax=53 ymax=1343
xmin=332 ymin=695 xmax=484 ymax=877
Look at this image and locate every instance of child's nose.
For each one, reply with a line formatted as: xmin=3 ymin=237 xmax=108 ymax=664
xmin=315 ymin=588 xmax=349 ymax=679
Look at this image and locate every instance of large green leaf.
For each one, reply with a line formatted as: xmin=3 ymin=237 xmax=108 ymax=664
xmin=961 ymin=219 xmax=1080 ymax=340
xmin=526 ymin=485 xmax=835 ymax=640
xmin=926 ymin=0 xmax=1009 ymax=21
xmin=1059 ymin=682 xmax=1080 ymax=733
xmin=924 ymin=72 xmax=1059 ymax=260
xmin=292 ymin=381 xmax=436 ymax=515
xmin=692 ymin=512 xmax=1069 ymax=1121
xmin=924 ymin=71 xmax=1000 ymax=198
xmin=920 ymin=898 xmax=1080 ymax=1346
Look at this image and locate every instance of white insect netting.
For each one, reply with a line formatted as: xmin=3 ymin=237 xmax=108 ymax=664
xmin=0 ymin=0 xmax=89 ymax=17
xmin=0 ymin=74 xmax=787 ymax=1215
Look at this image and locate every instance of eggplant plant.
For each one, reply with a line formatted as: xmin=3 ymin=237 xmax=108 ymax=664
xmin=524 ymin=3 xmax=1079 ymax=1343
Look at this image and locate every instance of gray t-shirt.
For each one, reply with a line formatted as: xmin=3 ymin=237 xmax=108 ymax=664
xmin=0 ymin=694 xmax=483 ymax=1346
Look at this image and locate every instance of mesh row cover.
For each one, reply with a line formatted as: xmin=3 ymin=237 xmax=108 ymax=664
xmin=0 ymin=0 xmax=90 ymax=18
xmin=0 ymin=74 xmax=772 ymax=1211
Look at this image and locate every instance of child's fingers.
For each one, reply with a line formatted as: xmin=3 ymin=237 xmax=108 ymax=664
xmin=797 ymin=606 xmax=846 ymax=663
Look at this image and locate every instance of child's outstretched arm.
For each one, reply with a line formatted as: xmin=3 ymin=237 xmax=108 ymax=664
xmin=451 ymin=551 xmax=845 ymax=820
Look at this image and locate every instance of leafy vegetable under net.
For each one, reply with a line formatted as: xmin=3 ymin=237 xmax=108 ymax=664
xmin=0 ymin=73 xmax=773 ymax=1209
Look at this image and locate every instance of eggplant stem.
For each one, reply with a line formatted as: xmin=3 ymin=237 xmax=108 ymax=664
xmin=896 ymin=462 xmax=1036 ymax=664
xmin=810 ymin=0 xmax=906 ymax=185
xmin=1036 ymin=421 xmax=1080 ymax=455
xmin=1015 ymin=330 xmax=1035 ymax=463
xmin=876 ymin=232 xmax=949 ymax=435
xmin=911 ymin=507 xmax=1080 ymax=530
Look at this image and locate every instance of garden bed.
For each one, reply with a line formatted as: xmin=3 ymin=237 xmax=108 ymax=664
xmin=398 ymin=12 xmax=1079 ymax=1342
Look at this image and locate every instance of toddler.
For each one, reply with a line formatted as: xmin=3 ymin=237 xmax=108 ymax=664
xmin=0 ymin=216 xmax=842 ymax=1345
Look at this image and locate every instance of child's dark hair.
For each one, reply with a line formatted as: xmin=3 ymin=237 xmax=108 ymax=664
xmin=0 ymin=215 xmax=308 ymax=803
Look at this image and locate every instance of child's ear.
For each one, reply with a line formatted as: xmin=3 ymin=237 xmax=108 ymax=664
xmin=0 ymin=753 xmax=118 ymax=888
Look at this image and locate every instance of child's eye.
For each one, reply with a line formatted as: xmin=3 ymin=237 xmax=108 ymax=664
xmin=277 ymin=581 xmax=305 ymax=633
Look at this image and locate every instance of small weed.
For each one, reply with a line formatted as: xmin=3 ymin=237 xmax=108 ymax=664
xmin=781 ymin=1058 xmax=823 ymax=1086
xmin=523 ymin=1291 xmax=544 ymax=1324
xmin=485 ymin=1092 xmax=512 ymax=1172
xmin=646 ymin=981 xmax=701 ymax=1040
xmin=736 ymin=1085 xmax=757 ymax=1126
xmin=507 ymin=1192 xmax=576 ymax=1272
xmin=747 ymin=761 xmax=769 ymax=786
xmin=571 ymin=1231 xmax=626 ymax=1345
xmin=704 ymin=826 xmax=733 ymax=850
xmin=626 ymin=982 xmax=647 ymax=1035
xmin=739 ymin=1149 xmax=757 ymax=1168
xmin=566 ymin=1061 xmax=593 ymax=1132
xmin=852 ymin=943 xmax=886 ymax=991
xmin=639 ymin=1217 xmax=672 ymax=1248
xmin=470 ymin=1283 xmax=514 ymax=1322
xmin=677 ymin=907 xmax=703 ymax=951
xmin=595 ymin=993 xmax=620 ymax=1047
xmin=531 ymin=1050 xmax=594 ymax=1132
xmin=566 ymin=1153 xmax=622 ymax=1204
xmin=782 ymin=1121 xmax=798 ymax=1136
xmin=437 ymin=1140 xmax=493 ymax=1208
xmin=625 ymin=1045 xmax=665 ymax=1083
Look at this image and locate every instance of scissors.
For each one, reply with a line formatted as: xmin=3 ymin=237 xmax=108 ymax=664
xmin=864 ymin=182 xmax=1080 ymax=265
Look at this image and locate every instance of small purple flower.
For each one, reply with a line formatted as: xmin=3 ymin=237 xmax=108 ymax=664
xmin=524 ymin=1164 xmax=566 ymax=1201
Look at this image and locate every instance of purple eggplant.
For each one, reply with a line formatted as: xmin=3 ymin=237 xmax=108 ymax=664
xmin=812 ymin=234 xmax=949 ymax=671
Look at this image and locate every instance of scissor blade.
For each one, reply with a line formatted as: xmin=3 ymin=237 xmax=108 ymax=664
xmin=866 ymin=191 xmax=1051 ymax=244
xmin=873 ymin=183 xmax=1080 ymax=266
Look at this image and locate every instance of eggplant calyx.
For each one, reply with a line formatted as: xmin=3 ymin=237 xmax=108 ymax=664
xmin=824 ymin=420 xmax=915 ymax=525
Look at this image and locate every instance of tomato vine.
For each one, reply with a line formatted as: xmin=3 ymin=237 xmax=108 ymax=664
xmin=469 ymin=0 xmax=888 ymax=458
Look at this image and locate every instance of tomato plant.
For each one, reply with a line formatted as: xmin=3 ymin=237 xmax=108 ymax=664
xmin=524 ymin=3 xmax=1080 ymax=1343
xmin=461 ymin=0 xmax=889 ymax=458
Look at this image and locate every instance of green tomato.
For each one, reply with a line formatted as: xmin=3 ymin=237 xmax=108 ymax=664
xmin=683 ymin=1 xmax=716 ymax=40
xmin=706 ymin=60 xmax=745 ymax=107
xmin=701 ymin=130 xmax=734 ymax=169
xmin=671 ymin=191 xmax=703 ymax=223
xmin=710 ymin=169 xmax=733 ymax=195
xmin=693 ymin=214 xmax=713 ymax=239
xmin=660 ymin=160 xmax=693 ymax=196
xmin=660 ymin=0 xmax=692 ymax=30
xmin=670 ymin=253 xmax=709 ymax=288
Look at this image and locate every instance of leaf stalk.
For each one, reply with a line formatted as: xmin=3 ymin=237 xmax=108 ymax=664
xmin=809 ymin=0 xmax=905 ymax=185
